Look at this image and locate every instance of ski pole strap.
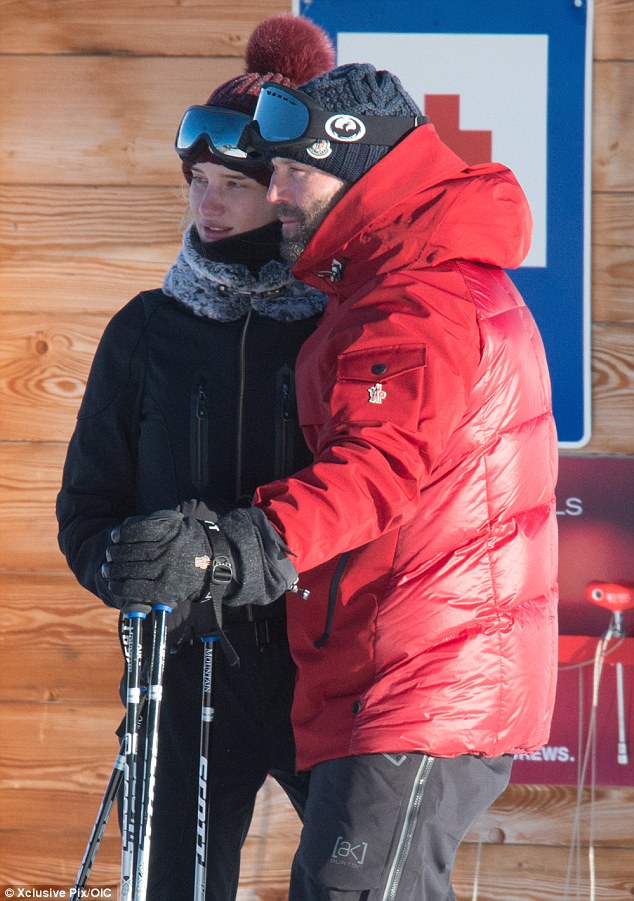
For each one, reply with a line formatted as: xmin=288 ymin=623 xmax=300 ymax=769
xmin=199 ymin=519 xmax=234 ymax=589
xmin=198 ymin=520 xmax=239 ymax=667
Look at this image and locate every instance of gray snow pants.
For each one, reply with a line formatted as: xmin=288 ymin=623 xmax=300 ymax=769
xmin=289 ymin=750 xmax=513 ymax=901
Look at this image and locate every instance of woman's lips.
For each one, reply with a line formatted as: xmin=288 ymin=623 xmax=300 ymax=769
xmin=200 ymin=224 xmax=232 ymax=240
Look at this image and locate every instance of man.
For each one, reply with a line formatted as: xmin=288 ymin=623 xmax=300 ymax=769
xmin=104 ymin=62 xmax=558 ymax=900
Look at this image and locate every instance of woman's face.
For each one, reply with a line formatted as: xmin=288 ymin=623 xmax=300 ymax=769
xmin=189 ymin=161 xmax=276 ymax=243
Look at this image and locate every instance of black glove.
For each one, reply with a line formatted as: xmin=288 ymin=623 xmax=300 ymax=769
xmin=102 ymin=510 xmax=218 ymax=611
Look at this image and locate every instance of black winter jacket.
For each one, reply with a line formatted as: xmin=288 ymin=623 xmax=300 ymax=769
xmin=57 ymin=226 xmax=323 ymax=614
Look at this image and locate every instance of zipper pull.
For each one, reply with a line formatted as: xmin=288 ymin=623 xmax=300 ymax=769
xmin=196 ymin=385 xmax=208 ymax=419
xmin=281 ymin=381 xmax=291 ymax=422
xmin=288 ymin=580 xmax=310 ymax=600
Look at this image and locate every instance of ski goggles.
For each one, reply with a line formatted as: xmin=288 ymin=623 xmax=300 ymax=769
xmin=241 ymin=82 xmax=427 ymax=155
xmin=175 ymin=105 xmax=260 ymax=167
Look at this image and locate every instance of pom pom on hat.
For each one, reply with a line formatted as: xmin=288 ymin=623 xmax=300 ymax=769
xmin=182 ymin=15 xmax=335 ymax=183
xmin=244 ymin=14 xmax=337 ymax=91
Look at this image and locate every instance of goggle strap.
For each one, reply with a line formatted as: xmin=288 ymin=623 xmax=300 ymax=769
xmin=307 ymin=111 xmax=428 ymax=147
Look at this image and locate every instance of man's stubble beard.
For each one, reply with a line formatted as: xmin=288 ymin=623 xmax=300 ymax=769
xmin=278 ymin=182 xmax=350 ymax=263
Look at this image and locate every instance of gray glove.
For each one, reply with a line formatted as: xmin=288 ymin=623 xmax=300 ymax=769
xmin=218 ymin=507 xmax=299 ymax=607
xmin=102 ymin=507 xmax=298 ymax=613
xmin=102 ymin=510 xmax=217 ymax=610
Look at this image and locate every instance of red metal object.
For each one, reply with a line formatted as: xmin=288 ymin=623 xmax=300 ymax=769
xmin=584 ymin=581 xmax=634 ymax=613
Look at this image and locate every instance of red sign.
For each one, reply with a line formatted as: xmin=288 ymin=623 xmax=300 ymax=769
xmin=511 ymin=456 xmax=634 ymax=785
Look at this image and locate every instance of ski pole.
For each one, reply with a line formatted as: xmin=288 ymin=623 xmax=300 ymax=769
xmin=120 ymin=604 xmax=148 ymax=901
xmin=75 ymin=607 xmax=149 ymax=893
xmin=194 ymin=633 xmax=220 ymax=901
xmin=72 ymin=693 xmax=146 ymax=893
xmin=134 ymin=603 xmax=172 ymax=901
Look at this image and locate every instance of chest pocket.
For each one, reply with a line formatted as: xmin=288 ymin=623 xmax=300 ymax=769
xmin=330 ymin=344 xmax=427 ymax=430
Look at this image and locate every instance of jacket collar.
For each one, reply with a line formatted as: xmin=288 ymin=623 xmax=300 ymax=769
xmin=291 ymin=124 xmax=532 ymax=302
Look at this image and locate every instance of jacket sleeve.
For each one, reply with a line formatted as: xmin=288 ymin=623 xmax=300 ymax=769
xmin=253 ymin=277 xmax=481 ymax=573
xmin=56 ymin=297 xmax=148 ymax=603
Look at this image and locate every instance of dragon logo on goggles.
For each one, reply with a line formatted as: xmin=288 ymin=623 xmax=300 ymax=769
xmin=325 ymin=115 xmax=367 ymax=142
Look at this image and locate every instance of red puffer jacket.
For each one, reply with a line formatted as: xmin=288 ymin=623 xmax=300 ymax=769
xmin=254 ymin=125 xmax=558 ymax=771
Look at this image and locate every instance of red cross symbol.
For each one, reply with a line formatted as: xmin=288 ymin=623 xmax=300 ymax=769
xmin=424 ymin=95 xmax=492 ymax=165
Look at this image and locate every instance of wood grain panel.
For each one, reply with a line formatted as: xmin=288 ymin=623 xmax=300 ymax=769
xmin=469 ymin=782 xmax=634 ymax=846
xmin=583 ymin=321 xmax=634 ymax=453
xmin=593 ymin=192 xmax=634 ymax=322
xmin=593 ymin=61 xmax=634 ymax=192
xmin=0 ymin=185 xmax=184 ymax=261
xmin=0 ymin=829 xmax=121 ymax=892
xmin=0 ymin=702 xmax=123 ymax=818
xmin=0 ymin=443 xmax=68 ymax=570
xmin=451 ymin=843 xmax=634 ymax=901
xmin=0 ymin=1 xmax=291 ymax=56
xmin=0 ymin=185 xmax=182 ymax=315
xmin=0 ymin=572 xmax=121 ymax=702
xmin=595 ymin=0 xmax=634 ymax=61
xmin=1 ymin=1 xmax=632 ymax=63
xmin=0 ymin=56 xmax=244 ymax=186
xmin=0 ymin=313 xmax=109 ymax=441
xmin=0 ymin=257 xmax=172 ymax=317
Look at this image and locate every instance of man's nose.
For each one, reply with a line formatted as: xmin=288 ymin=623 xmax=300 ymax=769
xmin=267 ymin=173 xmax=286 ymax=204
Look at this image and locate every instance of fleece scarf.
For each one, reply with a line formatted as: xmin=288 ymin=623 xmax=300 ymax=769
xmin=163 ymin=225 xmax=327 ymax=322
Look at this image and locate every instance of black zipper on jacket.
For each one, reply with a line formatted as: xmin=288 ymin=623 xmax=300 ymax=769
xmin=236 ymin=310 xmax=255 ymax=622
xmin=191 ymin=379 xmax=209 ymax=492
xmin=381 ymin=755 xmax=435 ymax=901
xmin=314 ymin=551 xmax=351 ymax=648
xmin=234 ymin=309 xmax=252 ymax=504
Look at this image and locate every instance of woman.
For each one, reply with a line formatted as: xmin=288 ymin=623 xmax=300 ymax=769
xmin=56 ymin=15 xmax=334 ymax=900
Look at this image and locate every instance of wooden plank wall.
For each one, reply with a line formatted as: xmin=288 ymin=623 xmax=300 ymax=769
xmin=1 ymin=2 xmax=632 ymax=898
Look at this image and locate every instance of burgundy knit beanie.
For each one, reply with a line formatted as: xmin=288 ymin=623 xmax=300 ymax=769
xmin=181 ymin=15 xmax=335 ymax=185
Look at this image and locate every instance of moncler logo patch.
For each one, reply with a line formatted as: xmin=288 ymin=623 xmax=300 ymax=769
xmin=368 ymin=383 xmax=386 ymax=405
xmin=307 ymin=139 xmax=332 ymax=159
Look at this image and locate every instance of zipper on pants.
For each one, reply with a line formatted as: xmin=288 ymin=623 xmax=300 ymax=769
xmin=381 ymin=755 xmax=435 ymax=901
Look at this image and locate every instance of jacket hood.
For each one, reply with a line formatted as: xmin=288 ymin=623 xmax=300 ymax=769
xmin=292 ymin=124 xmax=532 ymax=291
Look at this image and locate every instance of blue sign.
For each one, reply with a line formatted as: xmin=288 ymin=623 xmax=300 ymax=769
xmin=294 ymin=0 xmax=593 ymax=446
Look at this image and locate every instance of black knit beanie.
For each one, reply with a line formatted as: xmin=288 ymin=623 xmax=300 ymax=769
xmin=280 ymin=63 xmax=423 ymax=183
